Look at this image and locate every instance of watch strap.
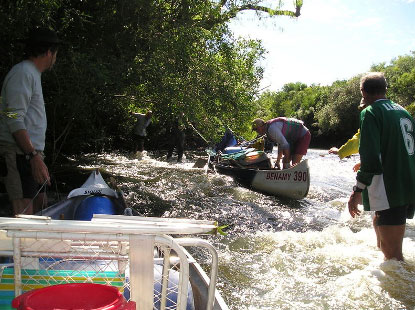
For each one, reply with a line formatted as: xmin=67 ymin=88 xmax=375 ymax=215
xmin=352 ymin=185 xmax=363 ymax=192
xmin=25 ymin=150 xmax=38 ymax=160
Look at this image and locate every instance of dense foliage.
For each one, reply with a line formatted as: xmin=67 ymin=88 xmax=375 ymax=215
xmin=2 ymin=0 xmax=414 ymax=161
xmin=0 ymin=0 xmax=302 ymax=165
xmin=255 ymin=51 xmax=415 ymax=148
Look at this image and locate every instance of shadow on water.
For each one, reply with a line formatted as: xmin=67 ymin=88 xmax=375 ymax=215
xmin=377 ymin=261 xmax=415 ymax=308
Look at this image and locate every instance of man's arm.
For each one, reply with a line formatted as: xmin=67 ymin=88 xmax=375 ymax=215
xmin=275 ymin=148 xmax=291 ymax=168
xmin=348 ymin=191 xmax=362 ymax=218
xmin=13 ymin=129 xmax=50 ymax=186
xmin=348 ymin=109 xmax=381 ymax=217
xmin=268 ymin=124 xmax=291 ymax=168
xmin=275 ymin=149 xmax=283 ymax=169
xmin=281 ymin=148 xmax=291 ymax=168
xmin=3 ymin=67 xmax=50 ymax=186
xmin=337 ymin=130 xmax=360 ymax=159
xmin=356 ymin=110 xmax=382 ymax=187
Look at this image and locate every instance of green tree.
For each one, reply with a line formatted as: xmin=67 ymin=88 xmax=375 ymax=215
xmin=313 ymin=77 xmax=361 ymax=141
xmin=372 ymin=52 xmax=415 ymax=107
xmin=0 ymin=0 xmax=303 ymax=158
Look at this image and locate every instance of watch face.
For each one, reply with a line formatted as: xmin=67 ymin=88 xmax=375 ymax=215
xmin=26 ymin=151 xmax=38 ymax=160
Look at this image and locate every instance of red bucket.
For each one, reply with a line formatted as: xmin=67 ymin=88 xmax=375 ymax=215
xmin=12 ymin=283 xmax=136 ymax=310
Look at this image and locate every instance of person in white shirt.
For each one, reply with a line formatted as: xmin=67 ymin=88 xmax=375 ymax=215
xmin=0 ymin=27 xmax=59 ymax=215
xmin=131 ymin=110 xmax=152 ymax=155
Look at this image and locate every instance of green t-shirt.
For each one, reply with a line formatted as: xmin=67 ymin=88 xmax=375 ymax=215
xmin=358 ymin=99 xmax=415 ymax=211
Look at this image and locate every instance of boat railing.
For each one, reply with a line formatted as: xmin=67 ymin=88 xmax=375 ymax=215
xmin=0 ymin=215 xmax=220 ymax=310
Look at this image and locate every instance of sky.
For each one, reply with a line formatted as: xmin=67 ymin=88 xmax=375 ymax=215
xmin=228 ymin=0 xmax=415 ymax=92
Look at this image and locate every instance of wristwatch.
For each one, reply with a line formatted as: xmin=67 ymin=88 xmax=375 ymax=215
xmin=352 ymin=185 xmax=363 ymax=193
xmin=25 ymin=150 xmax=38 ymax=161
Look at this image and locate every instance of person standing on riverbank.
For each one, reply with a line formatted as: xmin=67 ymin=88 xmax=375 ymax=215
xmin=0 ymin=27 xmax=59 ymax=215
xmin=252 ymin=117 xmax=310 ymax=169
xmin=348 ymin=72 xmax=415 ymax=261
xmin=131 ymin=110 xmax=152 ymax=157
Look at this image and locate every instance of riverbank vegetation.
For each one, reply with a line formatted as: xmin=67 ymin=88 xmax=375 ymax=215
xmin=256 ymin=53 xmax=415 ymax=147
xmin=1 ymin=0 xmax=414 ymax=167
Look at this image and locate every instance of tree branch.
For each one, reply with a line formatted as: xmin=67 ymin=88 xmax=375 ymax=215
xmin=201 ymin=1 xmax=303 ymax=30
xmin=230 ymin=4 xmax=301 ymax=18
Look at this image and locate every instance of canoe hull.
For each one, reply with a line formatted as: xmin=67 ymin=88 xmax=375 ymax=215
xmin=214 ymin=159 xmax=310 ymax=200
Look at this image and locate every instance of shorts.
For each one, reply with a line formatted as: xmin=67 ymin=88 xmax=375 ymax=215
xmin=294 ymin=130 xmax=311 ymax=155
xmin=0 ymin=146 xmax=45 ymax=200
xmin=375 ymin=205 xmax=414 ymax=226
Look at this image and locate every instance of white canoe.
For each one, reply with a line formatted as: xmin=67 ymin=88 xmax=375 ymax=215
xmin=213 ymin=159 xmax=310 ymax=200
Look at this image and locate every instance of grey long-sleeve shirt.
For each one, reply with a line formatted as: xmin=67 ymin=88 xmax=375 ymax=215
xmin=0 ymin=60 xmax=47 ymax=151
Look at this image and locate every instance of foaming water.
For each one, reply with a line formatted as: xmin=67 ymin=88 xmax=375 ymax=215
xmin=219 ymin=227 xmax=415 ymax=309
xmin=71 ymin=149 xmax=415 ymax=309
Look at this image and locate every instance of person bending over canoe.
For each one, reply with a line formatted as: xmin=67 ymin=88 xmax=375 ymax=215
xmin=251 ymin=117 xmax=311 ymax=169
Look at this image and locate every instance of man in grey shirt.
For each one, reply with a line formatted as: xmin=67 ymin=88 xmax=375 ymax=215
xmin=131 ymin=110 xmax=152 ymax=155
xmin=0 ymin=27 xmax=59 ymax=215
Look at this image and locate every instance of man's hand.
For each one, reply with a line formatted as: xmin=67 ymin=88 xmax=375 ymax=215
xmin=353 ymin=162 xmax=361 ymax=172
xmin=30 ymin=155 xmax=51 ymax=186
xmin=275 ymin=158 xmax=282 ymax=169
xmin=282 ymin=162 xmax=291 ymax=169
xmin=348 ymin=191 xmax=362 ymax=218
xmin=328 ymin=147 xmax=339 ymax=155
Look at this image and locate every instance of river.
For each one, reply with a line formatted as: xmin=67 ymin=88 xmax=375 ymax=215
xmin=66 ymin=148 xmax=415 ymax=310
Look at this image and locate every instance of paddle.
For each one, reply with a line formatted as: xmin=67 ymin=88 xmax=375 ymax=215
xmin=187 ymin=122 xmax=210 ymax=145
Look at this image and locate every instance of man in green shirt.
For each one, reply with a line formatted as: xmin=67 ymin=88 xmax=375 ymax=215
xmin=348 ymin=72 xmax=415 ymax=261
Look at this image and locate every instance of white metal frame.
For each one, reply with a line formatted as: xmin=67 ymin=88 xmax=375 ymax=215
xmin=0 ymin=215 xmax=220 ymax=310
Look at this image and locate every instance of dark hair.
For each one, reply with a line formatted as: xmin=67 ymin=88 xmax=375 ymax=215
xmin=24 ymin=27 xmax=60 ymax=58
xmin=360 ymin=72 xmax=387 ymax=95
xmin=25 ymin=43 xmax=59 ymax=58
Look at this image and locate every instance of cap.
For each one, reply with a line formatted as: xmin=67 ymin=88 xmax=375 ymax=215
xmin=251 ymin=118 xmax=265 ymax=131
xmin=26 ymin=27 xmax=60 ymax=44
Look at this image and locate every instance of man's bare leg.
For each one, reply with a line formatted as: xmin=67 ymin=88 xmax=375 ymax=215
xmin=377 ymin=224 xmax=405 ymax=261
xmin=12 ymin=198 xmax=33 ymax=216
xmin=33 ymin=192 xmax=48 ymax=214
xmin=373 ymin=214 xmax=381 ymax=248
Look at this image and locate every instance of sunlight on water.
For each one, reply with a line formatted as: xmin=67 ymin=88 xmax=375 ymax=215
xmin=219 ymin=225 xmax=415 ymax=310
xmin=72 ymin=150 xmax=415 ymax=310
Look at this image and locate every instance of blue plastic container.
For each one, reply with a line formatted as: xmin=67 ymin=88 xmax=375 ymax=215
xmin=74 ymin=196 xmax=116 ymax=221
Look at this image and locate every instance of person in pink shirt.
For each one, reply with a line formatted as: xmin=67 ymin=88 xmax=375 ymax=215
xmin=252 ymin=117 xmax=311 ymax=169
